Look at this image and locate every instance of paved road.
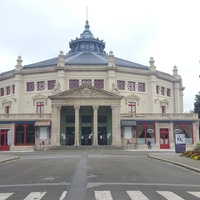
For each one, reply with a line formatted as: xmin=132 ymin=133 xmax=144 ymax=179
xmin=0 ymin=150 xmax=199 ymax=200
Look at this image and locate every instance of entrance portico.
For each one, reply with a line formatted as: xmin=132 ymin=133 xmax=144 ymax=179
xmin=49 ymin=85 xmax=123 ymax=147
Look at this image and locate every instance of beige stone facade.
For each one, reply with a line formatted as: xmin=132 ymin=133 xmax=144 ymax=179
xmin=0 ymin=21 xmax=199 ymax=151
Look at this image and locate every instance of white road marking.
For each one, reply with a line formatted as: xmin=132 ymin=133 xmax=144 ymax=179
xmin=157 ymin=191 xmax=184 ymax=200
xmin=95 ymin=191 xmax=113 ymax=200
xmin=188 ymin=191 xmax=200 ymax=198
xmin=24 ymin=192 xmax=47 ymax=200
xmin=59 ymin=191 xmax=67 ymax=200
xmin=127 ymin=190 xmax=149 ymax=200
xmin=0 ymin=193 xmax=13 ymax=200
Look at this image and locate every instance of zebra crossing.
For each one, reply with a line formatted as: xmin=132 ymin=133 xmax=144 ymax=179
xmin=0 ymin=190 xmax=200 ymax=200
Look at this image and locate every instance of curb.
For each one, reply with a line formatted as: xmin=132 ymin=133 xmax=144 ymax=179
xmin=148 ymin=153 xmax=200 ymax=174
xmin=0 ymin=156 xmax=20 ymax=163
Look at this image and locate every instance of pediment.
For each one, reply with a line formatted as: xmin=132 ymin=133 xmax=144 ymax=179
xmin=48 ymin=85 xmax=124 ymax=100
xmin=1 ymin=98 xmax=12 ymax=105
xmin=125 ymin=93 xmax=141 ymax=105
xmin=159 ymin=98 xmax=170 ymax=106
xmin=32 ymin=93 xmax=48 ymax=105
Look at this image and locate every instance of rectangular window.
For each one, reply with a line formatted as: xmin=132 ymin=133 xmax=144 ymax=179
xmin=37 ymin=81 xmax=45 ymax=91
xmin=12 ymin=85 xmax=15 ymax=94
xmin=81 ymin=115 xmax=92 ymax=123
xmin=82 ymin=79 xmax=91 ymax=86
xmin=66 ymin=115 xmax=75 ymax=123
xmin=36 ymin=102 xmax=44 ymax=114
xmin=6 ymin=86 xmax=10 ymax=95
xmin=161 ymin=87 xmax=165 ymax=95
xmin=69 ymin=79 xmax=79 ymax=89
xmin=167 ymin=88 xmax=171 ymax=97
xmin=156 ymin=85 xmax=159 ymax=94
xmin=5 ymin=106 xmax=9 ymax=114
xmin=94 ymin=79 xmax=104 ymax=89
xmin=0 ymin=88 xmax=4 ymax=96
xmin=124 ymin=127 xmax=132 ymax=139
xmin=161 ymin=106 xmax=166 ymax=113
xmin=117 ymin=80 xmax=125 ymax=90
xmin=98 ymin=116 xmax=107 ymax=123
xmin=127 ymin=81 xmax=135 ymax=91
xmin=128 ymin=102 xmax=136 ymax=113
xmin=138 ymin=82 xmax=145 ymax=92
xmin=48 ymin=80 xmax=56 ymax=90
xmin=40 ymin=127 xmax=48 ymax=139
xmin=27 ymin=82 xmax=34 ymax=92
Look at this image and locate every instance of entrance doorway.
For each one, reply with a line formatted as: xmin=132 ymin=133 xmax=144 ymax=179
xmin=66 ymin=127 xmax=75 ymax=146
xmin=81 ymin=127 xmax=92 ymax=145
xmin=0 ymin=130 xmax=10 ymax=151
xmin=98 ymin=127 xmax=107 ymax=145
xmin=160 ymin=128 xmax=170 ymax=149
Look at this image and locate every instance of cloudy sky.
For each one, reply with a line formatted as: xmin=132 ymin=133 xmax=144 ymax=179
xmin=0 ymin=0 xmax=200 ymax=112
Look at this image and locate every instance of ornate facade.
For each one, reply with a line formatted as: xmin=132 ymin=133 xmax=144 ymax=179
xmin=0 ymin=20 xmax=199 ymax=151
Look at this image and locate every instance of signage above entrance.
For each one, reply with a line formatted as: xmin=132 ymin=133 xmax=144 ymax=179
xmin=121 ymin=121 xmax=137 ymax=127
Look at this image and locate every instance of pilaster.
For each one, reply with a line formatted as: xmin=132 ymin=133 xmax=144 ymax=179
xmin=111 ymin=105 xmax=121 ymax=146
xmin=51 ymin=105 xmax=61 ymax=146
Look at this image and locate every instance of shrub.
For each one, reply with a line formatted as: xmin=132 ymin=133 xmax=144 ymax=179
xmin=192 ymin=155 xmax=200 ymax=160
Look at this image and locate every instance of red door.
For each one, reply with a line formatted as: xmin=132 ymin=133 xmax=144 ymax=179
xmin=160 ymin=128 xmax=170 ymax=149
xmin=0 ymin=130 xmax=10 ymax=151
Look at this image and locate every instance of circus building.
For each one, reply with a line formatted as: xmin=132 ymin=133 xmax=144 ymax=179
xmin=0 ymin=20 xmax=199 ymax=151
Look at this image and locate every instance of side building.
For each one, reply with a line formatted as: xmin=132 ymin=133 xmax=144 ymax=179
xmin=0 ymin=20 xmax=199 ymax=151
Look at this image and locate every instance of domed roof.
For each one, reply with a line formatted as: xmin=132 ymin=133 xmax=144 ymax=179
xmin=24 ymin=20 xmax=148 ymax=70
xmin=68 ymin=20 xmax=106 ymax=55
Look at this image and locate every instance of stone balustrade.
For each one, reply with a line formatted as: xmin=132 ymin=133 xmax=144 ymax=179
xmin=0 ymin=114 xmax=51 ymax=121
xmin=121 ymin=113 xmax=198 ymax=120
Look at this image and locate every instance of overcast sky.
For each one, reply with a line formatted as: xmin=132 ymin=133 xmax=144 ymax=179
xmin=0 ymin=0 xmax=200 ymax=112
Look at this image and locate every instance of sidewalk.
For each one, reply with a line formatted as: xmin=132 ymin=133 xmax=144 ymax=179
xmin=149 ymin=152 xmax=200 ymax=173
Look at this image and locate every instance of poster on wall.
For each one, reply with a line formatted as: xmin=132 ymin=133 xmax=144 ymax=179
xmin=175 ymin=134 xmax=185 ymax=144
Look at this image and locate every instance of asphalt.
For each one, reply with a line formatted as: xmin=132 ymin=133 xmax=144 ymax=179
xmin=0 ymin=151 xmax=199 ymax=173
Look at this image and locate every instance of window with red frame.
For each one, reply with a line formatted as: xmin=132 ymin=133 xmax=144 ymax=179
xmin=0 ymin=88 xmax=4 ymax=96
xmin=94 ymin=79 xmax=104 ymax=89
xmin=12 ymin=85 xmax=15 ymax=94
xmin=127 ymin=81 xmax=135 ymax=91
xmin=117 ymin=80 xmax=125 ymax=90
xmin=48 ymin=80 xmax=56 ymax=90
xmin=37 ymin=81 xmax=45 ymax=91
xmin=82 ymin=79 xmax=91 ymax=85
xmin=69 ymin=79 xmax=79 ymax=89
xmin=161 ymin=86 xmax=165 ymax=95
xmin=6 ymin=86 xmax=10 ymax=95
xmin=128 ymin=102 xmax=136 ymax=113
xmin=27 ymin=82 xmax=34 ymax=92
xmin=167 ymin=88 xmax=171 ymax=97
xmin=174 ymin=124 xmax=193 ymax=144
xmin=36 ymin=102 xmax=44 ymax=114
xmin=156 ymin=85 xmax=159 ymax=94
xmin=138 ymin=82 xmax=145 ymax=92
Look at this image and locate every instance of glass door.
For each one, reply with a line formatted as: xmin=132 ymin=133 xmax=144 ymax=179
xmin=160 ymin=128 xmax=170 ymax=149
xmin=0 ymin=130 xmax=9 ymax=151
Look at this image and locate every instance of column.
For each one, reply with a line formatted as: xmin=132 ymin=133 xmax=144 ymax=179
xmin=111 ymin=105 xmax=121 ymax=146
xmin=93 ymin=105 xmax=99 ymax=146
xmin=51 ymin=105 xmax=61 ymax=146
xmin=74 ymin=105 xmax=80 ymax=146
